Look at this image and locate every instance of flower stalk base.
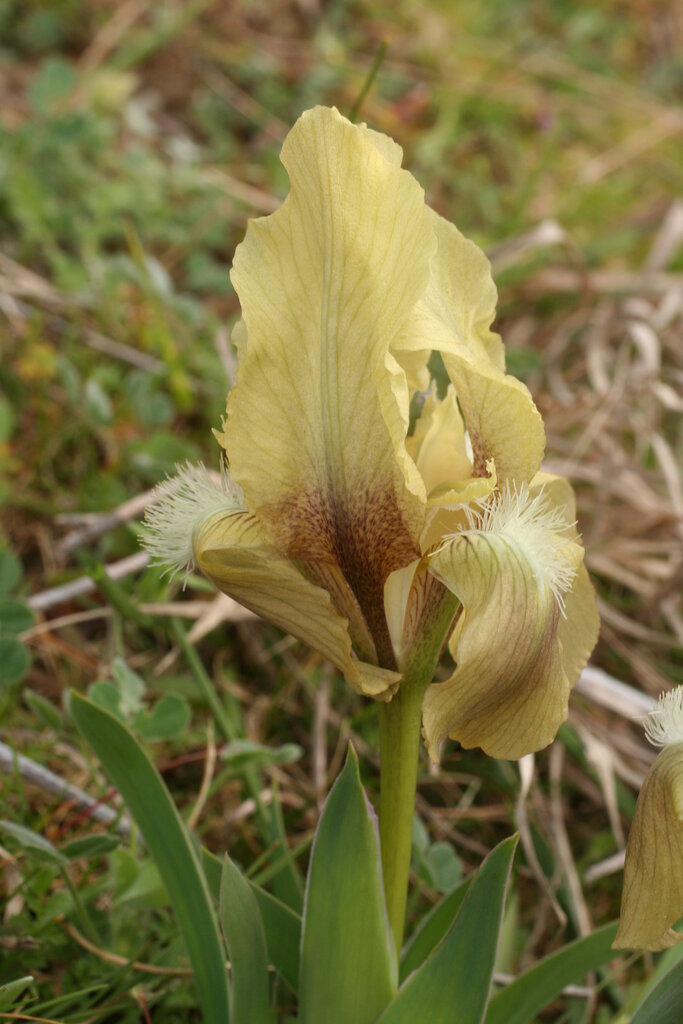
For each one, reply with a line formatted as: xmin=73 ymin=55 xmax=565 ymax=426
xmin=378 ymin=669 xmax=431 ymax=958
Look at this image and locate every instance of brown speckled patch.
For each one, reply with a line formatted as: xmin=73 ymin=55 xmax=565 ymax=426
xmin=469 ymin=430 xmax=490 ymax=478
xmin=263 ymin=480 xmax=420 ymax=670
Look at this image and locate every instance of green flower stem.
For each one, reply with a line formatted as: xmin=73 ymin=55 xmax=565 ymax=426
xmin=378 ymin=586 xmax=459 ymax=958
xmin=378 ymin=667 xmax=430 ymax=958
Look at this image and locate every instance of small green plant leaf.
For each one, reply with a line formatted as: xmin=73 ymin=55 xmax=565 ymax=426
xmin=378 ymin=836 xmax=518 ymax=1024
xmin=220 ymin=856 xmax=274 ymax=1024
xmin=222 ymin=739 xmax=303 ymax=770
xmin=0 ymin=600 xmax=34 ymax=636
xmin=0 ymin=638 xmax=31 ymax=687
xmin=630 ymin=957 xmax=683 ymax=1024
xmin=134 ymin=693 xmax=191 ymax=740
xmin=0 ymin=819 xmax=66 ymax=865
xmin=60 ymin=834 xmax=121 ymax=860
xmin=299 ymin=744 xmax=397 ymax=1024
xmin=111 ymin=657 xmax=146 ymax=715
xmin=0 ymin=548 xmax=22 ymax=594
xmin=418 ymin=840 xmax=462 ymax=893
xmin=0 ymin=976 xmax=35 ymax=1010
xmin=24 ymin=690 xmax=63 ymax=730
xmin=400 ymin=878 xmax=471 ymax=981
xmin=69 ymin=692 xmax=230 ymax=1024
xmin=88 ymin=681 xmax=124 ymax=720
xmin=484 ymin=921 xmax=619 ymax=1024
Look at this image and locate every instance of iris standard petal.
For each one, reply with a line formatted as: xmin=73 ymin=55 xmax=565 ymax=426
xmin=421 ymin=483 xmax=586 ymax=760
xmin=395 ymin=209 xmax=545 ymax=484
xmin=226 ymin=106 xmax=436 ymax=663
xmin=407 ymin=388 xmax=472 ymax=499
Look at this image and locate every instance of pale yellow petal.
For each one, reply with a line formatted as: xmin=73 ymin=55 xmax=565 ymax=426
xmin=529 ymin=472 xmax=600 ymax=685
xmin=396 ymin=209 xmax=545 ymax=483
xmin=422 ymin=485 xmax=586 ymax=759
xmin=387 ymin=561 xmax=459 ymax=674
xmin=394 ymin=346 xmax=430 ymax=396
xmin=226 ymin=106 xmax=436 ymax=664
xmin=196 ymin=509 xmax=400 ymax=698
xmin=614 ymin=743 xmax=683 ymax=951
xmin=231 ymin=318 xmax=248 ymax=363
xmin=407 ymin=388 xmax=472 ymax=497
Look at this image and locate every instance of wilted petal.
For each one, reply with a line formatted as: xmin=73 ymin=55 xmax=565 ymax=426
xmin=615 ymin=690 xmax=683 ymax=950
xmin=396 ymin=209 xmax=545 ymax=484
xmin=143 ymin=464 xmax=399 ymax=699
xmin=226 ymin=106 xmax=436 ymax=662
xmin=422 ymin=483 xmax=587 ymax=760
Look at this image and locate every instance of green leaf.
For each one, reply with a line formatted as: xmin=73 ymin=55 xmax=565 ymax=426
xmin=299 ymin=744 xmax=397 ymax=1024
xmin=631 ymin=958 xmax=683 ymax=1024
xmin=0 ymin=977 xmax=35 ymax=1010
xmin=0 ymin=600 xmax=34 ymax=636
xmin=69 ymin=692 xmax=230 ymax=1024
xmin=28 ymin=56 xmax=76 ymax=113
xmin=419 ymin=841 xmax=462 ymax=893
xmin=61 ymin=834 xmax=121 ymax=860
xmin=0 ymin=548 xmax=22 ymax=594
xmin=222 ymin=739 xmax=303 ymax=770
xmin=88 ymin=681 xmax=125 ymax=720
xmin=0 ymin=638 xmax=30 ymax=687
xmin=24 ymin=690 xmax=63 ymax=730
xmin=378 ymin=836 xmax=518 ymax=1024
xmin=484 ymin=921 xmax=619 ymax=1024
xmin=111 ymin=657 xmax=146 ymax=715
xmin=251 ymin=882 xmax=301 ymax=995
xmin=400 ymin=878 xmax=471 ymax=981
xmin=115 ymin=857 xmax=167 ymax=908
xmin=268 ymin=780 xmax=304 ymax=913
xmin=134 ymin=692 xmax=191 ymax=740
xmin=220 ymin=856 xmax=274 ymax=1024
xmin=202 ymin=847 xmax=302 ymax=994
xmin=0 ymin=819 xmax=66 ymax=865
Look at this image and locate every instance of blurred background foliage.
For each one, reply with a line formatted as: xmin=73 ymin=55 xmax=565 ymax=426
xmin=0 ymin=0 xmax=682 ymax=1019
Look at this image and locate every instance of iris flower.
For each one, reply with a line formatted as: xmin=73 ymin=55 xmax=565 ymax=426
xmin=614 ymin=688 xmax=683 ymax=950
xmin=144 ymin=105 xmax=599 ymax=761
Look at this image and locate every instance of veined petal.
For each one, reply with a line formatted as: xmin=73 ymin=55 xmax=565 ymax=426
xmin=385 ymin=558 xmax=459 ymax=673
xmin=143 ymin=464 xmax=399 ymax=699
xmin=226 ymin=105 xmax=436 ymax=664
xmin=395 ymin=209 xmax=545 ymax=483
xmin=422 ymin=483 xmax=586 ymax=760
xmin=615 ymin=690 xmax=683 ymax=950
xmin=529 ymin=472 xmax=600 ymax=687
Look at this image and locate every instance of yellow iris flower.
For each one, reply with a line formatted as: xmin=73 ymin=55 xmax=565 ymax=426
xmin=614 ymin=688 xmax=683 ymax=950
xmin=144 ymin=105 xmax=599 ymax=761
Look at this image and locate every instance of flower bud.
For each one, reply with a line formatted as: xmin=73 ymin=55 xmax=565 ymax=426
xmin=614 ymin=690 xmax=683 ymax=950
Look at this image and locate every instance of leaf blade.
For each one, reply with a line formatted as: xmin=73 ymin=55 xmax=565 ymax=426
xmin=631 ymin=958 xmax=683 ymax=1024
xmin=70 ymin=692 xmax=230 ymax=1024
xmin=299 ymin=745 xmax=397 ymax=1024
xmin=484 ymin=921 xmax=619 ymax=1024
xmin=378 ymin=836 xmax=518 ymax=1024
xmin=220 ymin=855 xmax=274 ymax=1024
